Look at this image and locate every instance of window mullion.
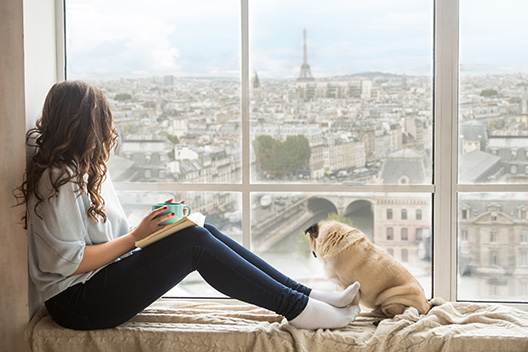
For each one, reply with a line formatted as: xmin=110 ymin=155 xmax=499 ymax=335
xmin=56 ymin=0 xmax=66 ymax=81
xmin=433 ymin=0 xmax=459 ymax=301
xmin=240 ymin=0 xmax=250 ymax=249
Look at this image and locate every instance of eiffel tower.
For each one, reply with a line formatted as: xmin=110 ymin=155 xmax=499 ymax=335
xmin=297 ymin=28 xmax=315 ymax=81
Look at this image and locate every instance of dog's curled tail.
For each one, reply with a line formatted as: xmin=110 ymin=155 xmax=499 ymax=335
xmin=428 ymin=297 xmax=446 ymax=311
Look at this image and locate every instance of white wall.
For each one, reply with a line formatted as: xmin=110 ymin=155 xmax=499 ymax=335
xmin=24 ymin=0 xmax=62 ymax=129
xmin=23 ymin=0 xmax=63 ymax=319
xmin=0 ymin=0 xmax=31 ymax=349
xmin=0 ymin=1 xmax=59 ymax=350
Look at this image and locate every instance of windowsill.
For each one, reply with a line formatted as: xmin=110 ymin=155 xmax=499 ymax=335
xmin=26 ymin=299 xmax=528 ymax=352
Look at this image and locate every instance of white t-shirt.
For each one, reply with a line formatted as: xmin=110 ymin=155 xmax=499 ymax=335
xmin=28 ymin=168 xmax=130 ymax=302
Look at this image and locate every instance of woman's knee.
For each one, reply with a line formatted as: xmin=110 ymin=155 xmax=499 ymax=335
xmin=203 ymin=223 xmax=219 ymax=233
xmin=178 ymin=225 xmax=215 ymax=245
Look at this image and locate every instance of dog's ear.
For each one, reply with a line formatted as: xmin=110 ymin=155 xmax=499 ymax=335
xmin=305 ymin=223 xmax=319 ymax=239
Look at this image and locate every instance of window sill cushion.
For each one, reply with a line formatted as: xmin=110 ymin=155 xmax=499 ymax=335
xmin=26 ymin=299 xmax=528 ymax=352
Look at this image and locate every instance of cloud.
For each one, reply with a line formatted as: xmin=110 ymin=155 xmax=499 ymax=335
xmin=67 ymin=0 xmax=528 ymax=79
xmin=67 ymin=3 xmax=181 ymax=78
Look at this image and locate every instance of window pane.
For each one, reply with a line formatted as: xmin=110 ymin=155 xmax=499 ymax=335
xmin=251 ymin=192 xmax=432 ymax=298
xmin=66 ymin=0 xmax=241 ymax=183
xmin=458 ymin=193 xmax=528 ymax=302
xmin=116 ymin=190 xmax=241 ymax=297
xmin=249 ymin=0 xmax=433 ymax=184
xmin=459 ymin=1 xmax=528 ymax=184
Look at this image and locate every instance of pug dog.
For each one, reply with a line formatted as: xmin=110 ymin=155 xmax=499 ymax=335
xmin=305 ymin=220 xmax=440 ymax=318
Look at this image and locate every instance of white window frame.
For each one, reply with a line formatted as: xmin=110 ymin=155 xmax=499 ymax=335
xmin=44 ymin=0 xmax=528 ymax=307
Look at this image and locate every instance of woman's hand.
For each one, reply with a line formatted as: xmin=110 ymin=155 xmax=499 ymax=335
xmin=72 ymin=198 xmax=184 ymax=275
xmin=166 ymin=197 xmax=189 ymax=216
xmin=180 ymin=199 xmax=189 ymax=215
xmin=130 ymin=205 xmax=175 ymax=242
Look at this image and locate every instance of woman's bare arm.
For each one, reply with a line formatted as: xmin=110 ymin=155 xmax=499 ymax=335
xmin=71 ymin=205 xmax=175 ymax=275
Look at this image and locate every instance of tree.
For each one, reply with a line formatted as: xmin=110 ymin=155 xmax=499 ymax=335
xmin=157 ymin=113 xmax=168 ymax=123
xmin=325 ymin=213 xmax=354 ymax=227
xmin=276 ymin=135 xmax=311 ymax=178
xmin=122 ymin=123 xmax=133 ymax=136
xmin=480 ymin=89 xmax=498 ymax=97
xmin=167 ymin=134 xmax=180 ymax=145
xmin=114 ymin=93 xmax=132 ymax=101
xmin=488 ymin=119 xmax=499 ymax=131
xmin=252 ymin=135 xmax=280 ymax=176
xmin=252 ymin=134 xmax=311 ymax=178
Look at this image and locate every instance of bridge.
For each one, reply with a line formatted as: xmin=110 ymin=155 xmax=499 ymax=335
xmin=251 ymin=195 xmax=375 ymax=252
xmin=251 ymin=192 xmax=430 ymax=254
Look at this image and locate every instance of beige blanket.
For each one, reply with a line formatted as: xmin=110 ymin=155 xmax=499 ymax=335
xmin=26 ymin=300 xmax=528 ymax=352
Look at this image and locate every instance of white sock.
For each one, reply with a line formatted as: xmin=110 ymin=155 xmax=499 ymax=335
xmin=309 ymin=281 xmax=360 ymax=308
xmin=288 ymin=297 xmax=361 ymax=330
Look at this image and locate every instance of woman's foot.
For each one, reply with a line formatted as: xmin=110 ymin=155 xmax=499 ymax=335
xmin=309 ymin=281 xmax=360 ymax=307
xmin=289 ymin=297 xmax=361 ymax=330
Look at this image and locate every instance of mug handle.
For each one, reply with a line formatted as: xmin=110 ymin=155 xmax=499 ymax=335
xmin=183 ymin=205 xmax=191 ymax=216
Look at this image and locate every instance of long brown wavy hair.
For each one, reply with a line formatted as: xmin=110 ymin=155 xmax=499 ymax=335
xmin=15 ymin=80 xmax=118 ymax=227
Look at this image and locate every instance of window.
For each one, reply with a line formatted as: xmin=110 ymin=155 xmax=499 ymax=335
xmin=458 ymin=0 xmax=528 ymax=303
xmin=401 ymin=248 xmax=409 ymax=263
xmin=490 ymin=230 xmax=497 ymax=243
xmin=401 ymin=228 xmax=409 ymax=241
xmin=491 ymin=211 xmax=498 ymax=222
xmin=62 ymin=0 xmax=528 ymax=306
xmin=144 ymin=169 xmax=152 ymax=179
xmin=521 ymin=282 xmax=528 ymax=296
xmin=490 ymin=282 xmax=499 ymax=296
xmin=398 ymin=176 xmax=410 ymax=185
xmin=387 ymin=227 xmax=394 ymax=241
xmin=521 ymin=231 xmax=528 ymax=244
xmin=512 ymin=149 xmax=517 ymax=160
xmin=521 ymin=252 xmax=527 ymax=266
xmin=66 ymin=0 xmax=434 ymax=298
xmin=490 ymin=251 xmax=498 ymax=266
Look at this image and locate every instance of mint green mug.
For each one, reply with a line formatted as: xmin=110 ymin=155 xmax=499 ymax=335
xmin=152 ymin=202 xmax=191 ymax=225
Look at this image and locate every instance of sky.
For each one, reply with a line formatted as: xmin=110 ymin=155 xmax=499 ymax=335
xmin=66 ymin=0 xmax=528 ymax=80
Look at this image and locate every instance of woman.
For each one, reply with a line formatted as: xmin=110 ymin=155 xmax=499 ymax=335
xmin=16 ymin=80 xmax=360 ymax=330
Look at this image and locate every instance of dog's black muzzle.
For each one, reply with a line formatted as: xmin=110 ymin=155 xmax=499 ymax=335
xmin=304 ymin=223 xmax=319 ymax=238
xmin=304 ymin=223 xmax=319 ymax=258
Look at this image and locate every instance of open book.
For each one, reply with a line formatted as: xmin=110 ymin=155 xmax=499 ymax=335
xmin=135 ymin=212 xmax=206 ymax=248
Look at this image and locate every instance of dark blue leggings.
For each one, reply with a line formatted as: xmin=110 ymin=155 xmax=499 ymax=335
xmin=45 ymin=224 xmax=311 ymax=330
